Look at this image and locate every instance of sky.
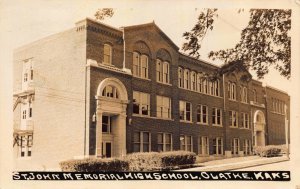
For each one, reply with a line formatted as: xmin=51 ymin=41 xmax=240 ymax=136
xmin=0 ymin=0 xmax=294 ymax=92
xmin=1 ymin=0 xmax=300 ymax=188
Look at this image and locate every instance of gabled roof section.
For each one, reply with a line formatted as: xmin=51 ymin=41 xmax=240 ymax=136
xmin=122 ymin=21 xmax=179 ymax=51
xmin=220 ymin=60 xmax=253 ymax=82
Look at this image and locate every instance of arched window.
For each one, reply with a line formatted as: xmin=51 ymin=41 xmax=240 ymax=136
xmin=228 ymin=82 xmax=236 ymax=100
xmin=191 ymin=71 xmax=197 ymax=91
xmin=133 ymin=52 xmax=140 ymax=76
xmin=197 ymin=73 xmax=202 ymax=93
xmin=178 ymin=67 xmax=183 ymax=88
xmin=214 ymin=80 xmax=220 ymax=96
xmin=184 ymin=69 xmax=190 ymax=89
xmin=102 ymin=85 xmax=119 ymax=99
xmin=202 ymin=78 xmax=208 ymax=94
xmin=103 ymin=44 xmax=112 ymax=64
xmin=253 ymin=89 xmax=257 ymax=102
xmin=132 ymin=52 xmax=148 ymax=79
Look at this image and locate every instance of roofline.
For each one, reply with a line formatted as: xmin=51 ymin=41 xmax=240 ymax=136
xmin=265 ymin=85 xmax=289 ymax=95
xmin=122 ymin=21 xmax=179 ymax=51
xmin=80 ymin=17 xmax=123 ymax=32
xmin=179 ymin=52 xmax=221 ymax=69
xmin=14 ymin=28 xmax=74 ymax=53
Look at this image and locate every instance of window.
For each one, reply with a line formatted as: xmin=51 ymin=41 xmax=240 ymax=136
xmin=22 ymin=110 xmax=26 ymax=119
xmin=228 ymin=82 xmax=236 ymax=100
xmin=191 ymin=71 xmax=197 ymax=91
xmin=253 ymin=90 xmax=257 ymax=102
xmin=198 ymin=136 xmax=209 ymax=155
xmin=157 ymin=133 xmax=172 ymax=152
xmin=180 ymin=135 xmax=193 ymax=152
xmin=241 ymin=113 xmax=250 ymax=129
xmin=184 ymin=69 xmax=190 ymax=89
xmin=29 ymin=103 xmax=32 ymax=118
xmin=102 ymin=85 xmax=119 ymax=99
xmin=102 ymin=116 xmax=112 ymax=133
xmin=132 ymin=52 xmax=149 ymax=79
xmin=197 ymin=74 xmax=202 ymax=93
xmin=214 ymin=80 xmax=220 ymax=96
xmin=240 ymin=86 xmax=248 ymax=103
xmin=229 ymin=111 xmax=238 ymax=127
xmin=23 ymin=73 xmax=28 ymax=82
xmin=208 ymin=81 xmax=213 ymax=95
xmin=133 ymin=132 xmax=150 ymax=152
xmin=103 ymin=44 xmax=112 ymax=64
xmin=156 ymin=59 xmax=170 ymax=84
xmin=179 ymin=101 xmax=192 ymax=122
xmin=202 ymin=78 xmax=208 ymax=94
xmin=22 ymin=59 xmax=33 ymax=90
xmin=156 ymin=96 xmax=171 ymax=119
xmin=19 ymin=135 xmax=33 ymax=157
xmin=212 ymin=108 xmax=222 ymax=126
xmin=244 ymin=139 xmax=251 ymax=155
xmin=196 ymin=105 xmax=208 ymax=124
xmin=212 ymin=137 xmax=223 ymax=155
xmin=231 ymin=138 xmax=240 ymax=155
xmin=133 ymin=91 xmax=150 ymax=116
xmin=178 ymin=68 xmax=184 ymax=88
xmin=163 ymin=62 xmax=169 ymax=84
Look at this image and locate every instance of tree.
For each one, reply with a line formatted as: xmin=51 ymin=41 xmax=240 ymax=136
xmin=182 ymin=9 xmax=291 ymax=79
xmin=94 ymin=8 xmax=114 ymax=21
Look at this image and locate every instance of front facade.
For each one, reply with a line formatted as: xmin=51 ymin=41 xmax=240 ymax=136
xmin=13 ymin=18 xmax=290 ymax=170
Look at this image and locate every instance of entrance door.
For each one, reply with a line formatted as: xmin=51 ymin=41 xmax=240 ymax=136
xmin=102 ymin=142 xmax=112 ymax=158
xmin=105 ymin=142 xmax=112 ymax=158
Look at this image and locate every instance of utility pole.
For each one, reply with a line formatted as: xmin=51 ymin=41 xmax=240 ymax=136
xmin=285 ymin=104 xmax=289 ymax=159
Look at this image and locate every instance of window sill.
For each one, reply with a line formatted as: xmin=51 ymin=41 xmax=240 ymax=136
xmin=157 ymin=81 xmax=172 ymax=86
xmin=196 ymin=122 xmax=209 ymax=126
xmin=229 ymin=126 xmax=239 ymax=129
xmin=133 ymin=76 xmax=151 ymax=81
xmin=241 ymin=101 xmax=248 ymax=105
xmin=239 ymin=127 xmax=251 ymax=130
xmin=270 ymin=111 xmax=285 ymax=116
xmin=132 ymin=114 xmax=174 ymax=121
xmin=212 ymin=124 xmax=223 ymax=127
xmin=132 ymin=114 xmax=150 ymax=118
xmin=229 ymin=99 xmax=237 ymax=102
xmin=17 ymin=157 xmax=32 ymax=160
xmin=180 ymin=120 xmax=193 ymax=124
xmin=178 ymin=87 xmax=223 ymax=99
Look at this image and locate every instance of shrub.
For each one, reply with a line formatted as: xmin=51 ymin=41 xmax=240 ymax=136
xmin=253 ymin=145 xmax=283 ymax=157
xmin=124 ymin=151 xmax=196 ymax=171
xmin=160 ymin=151 xmax=196 ymax=169
xmin=59 ymin=158 xmax=129 ymax=172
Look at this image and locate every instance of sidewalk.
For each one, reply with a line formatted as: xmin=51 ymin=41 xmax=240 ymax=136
xmin=177 ymin=155 xmax=289 ymax=171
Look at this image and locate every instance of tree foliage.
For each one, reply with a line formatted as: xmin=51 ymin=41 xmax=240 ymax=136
xmin=182 ymin=9 xmax=291 ymax=79
xmin=95 ymin=8 xmax=114 ymax=21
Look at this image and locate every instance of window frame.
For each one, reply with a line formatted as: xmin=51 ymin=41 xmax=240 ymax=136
xmin=157 ymin=133 xmax=172 ymax=152
xmin=229 ymin=110 xmax=238 ymax=128
xmin=133 ymin=131 xmax=151 ymax=152
xmin=212 ymin=107 xmax=222 ymax=126
xmin=133 ymin=91 xmax=150 ymax=116
xmin=198 ymin=136 xmax=209 ymax=156
xmin=212 ymin=137 xmax=223 ymax=155
xmin=103 ymin=44 xmax=112 ymax=65
xmin=19 ymin=134 xmax=33 ymax=158
xmin=231 ymin=138 xmax=240 ymax=155
xmin=156 ymin=95 xmax=171 ymax=119
xmin=196 ymin=104 xmax=208 ymax=124
xmin=179 ymin=101 xmax=192 ymax=122
xmin=180 ymin=135 xmax=193 ymax=152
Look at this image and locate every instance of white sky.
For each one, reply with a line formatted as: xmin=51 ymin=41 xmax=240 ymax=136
xmin=1 ymin=1 xmax=300 ymax=188
xmin=0 ymin=0 xmax=294 ymax=92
